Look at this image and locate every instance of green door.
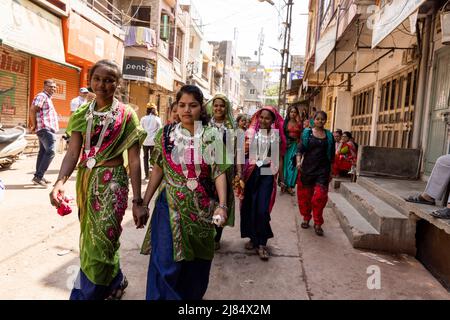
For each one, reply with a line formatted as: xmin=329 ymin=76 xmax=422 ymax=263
xmin=425 ymin=47 xmax=450 ymax=175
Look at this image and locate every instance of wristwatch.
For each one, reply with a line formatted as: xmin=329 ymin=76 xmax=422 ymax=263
xmin=132 ymin=198 xmax=143 ymax=206
xmin=217 ymin=204 xmax=228 ymax=210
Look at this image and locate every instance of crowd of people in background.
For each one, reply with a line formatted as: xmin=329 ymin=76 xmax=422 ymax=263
xmin=33 ymin=59 xmax=364 ymax=301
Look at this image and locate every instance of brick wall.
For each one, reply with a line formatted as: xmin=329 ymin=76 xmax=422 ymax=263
xmin=0 ymin=45 xmax=31 ymax=127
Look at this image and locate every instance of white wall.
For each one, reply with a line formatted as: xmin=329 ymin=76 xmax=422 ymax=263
xmin=334 ymin=90 xmax=352 ymax=132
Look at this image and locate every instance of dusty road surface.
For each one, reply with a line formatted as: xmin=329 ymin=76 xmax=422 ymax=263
xmin=0 ymin=153 xmax=449 ymax=300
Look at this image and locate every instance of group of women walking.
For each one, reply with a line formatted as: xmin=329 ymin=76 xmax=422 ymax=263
xmin=49 ymin=59 xmax=336 ymax=301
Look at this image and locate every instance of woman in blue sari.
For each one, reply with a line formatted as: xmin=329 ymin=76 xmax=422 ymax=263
xmin=239 ymin=106 xmax=286 ymax=260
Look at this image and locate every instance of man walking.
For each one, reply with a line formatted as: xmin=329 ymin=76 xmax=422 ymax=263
xmin=140 ymin=104 xmax=162 ymax=180
xmin=29 ymin=79 xmax=59 ymax=187
xmin=70 ymin=87 xmax=89 ymax=114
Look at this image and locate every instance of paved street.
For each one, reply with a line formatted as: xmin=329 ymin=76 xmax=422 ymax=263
xmin=0 ymin=152 xmax=449 ymax=300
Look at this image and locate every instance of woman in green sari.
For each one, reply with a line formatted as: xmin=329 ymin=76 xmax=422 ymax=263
xmin=282 ymin=106 xmax=303 ymax=195
xmin=137 ymin=85 xmax=230 ymax=300
xmin=49 ymin=60 xmax=146 ymax=300
xmin=205 ymin=93 xmax=236 ymax=250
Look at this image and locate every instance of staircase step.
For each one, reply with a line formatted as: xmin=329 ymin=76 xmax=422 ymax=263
xmin=329 ymin=192 xmax=416 ymax=254
xmin=328 ymin=193 xmax=380 ymax=250
xmin=340 ymin=182 xmax=407 ymax=232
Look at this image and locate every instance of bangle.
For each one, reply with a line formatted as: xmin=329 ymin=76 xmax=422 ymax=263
xmin=132 ymin=198 xmax=143 ymax=206
xmin=217 ymin=204 xmax=228 ymax=210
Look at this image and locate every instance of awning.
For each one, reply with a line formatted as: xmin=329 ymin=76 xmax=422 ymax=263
xmin=371 ymin=0 xmax=426 ymax=48
xmin=0 ymin=0 xmax=66 ymax=66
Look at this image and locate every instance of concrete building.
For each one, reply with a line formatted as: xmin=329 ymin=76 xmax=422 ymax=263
xmin=115 ymin=0 xmax=182 ymax=122
xmin=210 ymin=41 xmax=241 ymax=110
xmin=302 ymin=0 xmax=450 ymax=290
xmin=0 ymin=0 xmax=124 ymax=129
xmin=239 ymin=57 xmax=265 ymax=115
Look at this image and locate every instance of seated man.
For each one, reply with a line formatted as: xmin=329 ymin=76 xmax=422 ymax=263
xmin=405 ymin=154 xmax=450 ymax=219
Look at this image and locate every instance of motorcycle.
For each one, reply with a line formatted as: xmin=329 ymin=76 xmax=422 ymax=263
xmin=0 ymin=124 xmax=27 ymax=169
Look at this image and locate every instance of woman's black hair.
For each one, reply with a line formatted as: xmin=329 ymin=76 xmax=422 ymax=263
xmin=236 ymin=114 xmax=247 ymax=123
xmin=260 ymin=109 xmax=276 ymax=122
xmin=286 ymin=105 xmax=299 ymax=119
xmin=313 ymin=110 xmax=328 ymax=121
xmin=343 ymin=131 xmax=353 ymax=139
xmin=176 ymin=85 xmax=210 ymax=125
xmin=89 ymin=59 xmax=122 ymax=83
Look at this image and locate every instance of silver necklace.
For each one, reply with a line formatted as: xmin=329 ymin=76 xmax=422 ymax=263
xmin=173 ymin=123 xmax=204 ymax=191
xmin=84 ymin=99 xmax=119 ymax=169
xmin=255 ymin=129 xmax=277 ymax=167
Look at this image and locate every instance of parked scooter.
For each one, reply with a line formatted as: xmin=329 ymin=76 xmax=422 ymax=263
xmin=0 ymin=124 xmax=27 ymax=169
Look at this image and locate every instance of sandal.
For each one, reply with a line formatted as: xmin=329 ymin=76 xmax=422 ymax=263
xmin=256 ymin=246 xmax=269 ymax=261
xmin=314 ymin=225 xmax=324 ymax=236
xmin=288 ymin=188 xmax=295 ymax=196
xmin=106 ymin=276 xmax=128 ymax=300
xmin=430 ymin=207 xmax=450 ymax=219
xmin=405 ymin=194 xmax=435 ymax=205
xmin=301 ymin=221 xmax=310 ymax=229
xmin=245 ymin=240 xmax=254 ymax=250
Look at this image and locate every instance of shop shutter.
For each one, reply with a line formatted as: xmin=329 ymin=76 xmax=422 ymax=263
xmin=34 ymin=58 xmax=80 ymax=129
xmin=0 ymin=46 xmax=30 ymax=127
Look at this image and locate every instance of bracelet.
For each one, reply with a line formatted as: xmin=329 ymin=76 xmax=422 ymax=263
xmin=217 ymin=204 xmax=228 ymax=210
xmin=132 ymin=198 xmax=143 ymax=206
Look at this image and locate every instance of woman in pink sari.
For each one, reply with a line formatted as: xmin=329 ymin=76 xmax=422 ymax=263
xmin=239 ymin=106 xmax=286 ymax=260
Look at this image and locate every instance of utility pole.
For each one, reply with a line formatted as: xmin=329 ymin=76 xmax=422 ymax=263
xmin=277 ymin=0 xmax=293 ymax=113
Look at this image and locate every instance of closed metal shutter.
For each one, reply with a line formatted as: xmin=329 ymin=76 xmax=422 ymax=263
xmin=0 ymin=45 xmax=31 ymax=127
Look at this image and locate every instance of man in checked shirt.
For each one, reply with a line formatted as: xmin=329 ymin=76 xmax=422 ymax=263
xmin=29 ymin=79 xmax=59 ymax=187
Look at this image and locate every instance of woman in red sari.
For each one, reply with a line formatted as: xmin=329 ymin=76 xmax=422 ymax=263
xmin=332 ymin=131 xmax=357 ymax=177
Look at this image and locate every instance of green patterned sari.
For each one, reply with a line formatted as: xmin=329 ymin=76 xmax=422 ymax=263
xmin=141 ymin=124 xmax=231 ymax=261
xmin=66 ymin=101 xmax=146 ymax=285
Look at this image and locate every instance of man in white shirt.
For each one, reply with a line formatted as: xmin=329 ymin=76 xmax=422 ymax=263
xmin=70 ymin=87 xmax=89 ymax=114
xmin=140 ymin=104 xmax=162 ymax=180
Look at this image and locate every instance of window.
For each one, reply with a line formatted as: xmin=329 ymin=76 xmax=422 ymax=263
xmin=189 ymin=36 xmax=194 ymax=49
xmin=160 ymin=13 xmax=170 ymax=41
xmin=131 ymin=6 xmax=151 ymax=27
xmin=351 ymin=87 xmax=374 ymax=146
xmin=202 ymin=61 xmax=208 ymax=80
xmin=175 ymin=28 xmax=183 ymax=60
xmin=376 ymin=66 xmax=418 ymax=148
xmin=250 ymin=89 xmax=256 ymax=94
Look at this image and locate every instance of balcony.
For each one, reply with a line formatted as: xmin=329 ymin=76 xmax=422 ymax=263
xmin=79 ymin=0 xmax=123 ymax=27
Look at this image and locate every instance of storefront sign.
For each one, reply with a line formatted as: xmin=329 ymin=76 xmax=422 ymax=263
xmin=371 ymin=0 xmax=426 ymax=48
xmin=0 ymin=0 xmax=66 ymax=64
xmin=52 ymin=79 xmax=67 ymax=100
xmin=66 ymin=11 xmax=124 ymax=65
xmin=123 ymin=58 xmax=155 ymax=83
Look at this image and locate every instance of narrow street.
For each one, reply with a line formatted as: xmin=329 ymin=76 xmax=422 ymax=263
xmin=0 ymin=152 xmax=448 ymax=300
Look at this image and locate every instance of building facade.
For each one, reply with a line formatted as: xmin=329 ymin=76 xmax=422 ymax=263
xmin=302 ymin=0 xmax=450 ymax=175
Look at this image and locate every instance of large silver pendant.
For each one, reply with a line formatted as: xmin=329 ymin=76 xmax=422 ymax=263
xmin=86 ymin=157 xmax=96 ymax=169
xmin=186 ymin=179 xmax=198 ymax=191
xmin=256 ymin=160 xmax=264 ymax=167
